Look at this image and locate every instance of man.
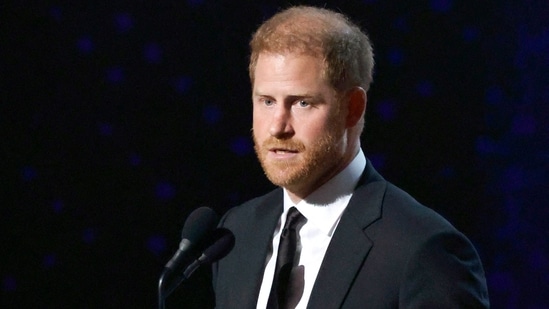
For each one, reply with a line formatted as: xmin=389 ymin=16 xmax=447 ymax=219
xmin=213 ymin=5 xmax=489 ymax=308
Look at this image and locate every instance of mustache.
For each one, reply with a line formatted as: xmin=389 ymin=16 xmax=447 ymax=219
xmin=259 ymin=137 xmax=306 ymax=151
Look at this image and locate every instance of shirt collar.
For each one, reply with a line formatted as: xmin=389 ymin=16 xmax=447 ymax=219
xmin=283 ymin=149 xmax=366 ymax=236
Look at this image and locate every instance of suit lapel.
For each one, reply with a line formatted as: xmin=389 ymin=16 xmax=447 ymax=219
xmin=227 ymin=190 xmax=283 ymax=308
xmin=307 ymin=162 xmax=386 ymax=308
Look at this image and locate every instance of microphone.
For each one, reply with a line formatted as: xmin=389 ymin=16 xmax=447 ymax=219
xmin=158 ymin=207 xmax=218 ymax=309
xmin=164 ymin=207 xmax=218 ymax=271
xmin=182 ymin=228 xmax=235 ymax=279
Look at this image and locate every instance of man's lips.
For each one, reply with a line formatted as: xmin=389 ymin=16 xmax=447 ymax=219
xmin=261 ymin=138 xmax=304 ymax=157
xmin=267 ymin=148 xmax=300 ymax=159
xmin=269 ymin=148 xmax=298 ymax=154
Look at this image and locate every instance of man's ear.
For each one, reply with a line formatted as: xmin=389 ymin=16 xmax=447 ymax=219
xmin=345 ymin=87 xmax=367 ymax=127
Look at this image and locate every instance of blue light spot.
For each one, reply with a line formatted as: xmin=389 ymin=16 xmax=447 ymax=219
xmin=475 ymin=136 xmax=497 ymax=155
xmin=155 ymin=182 xmax=176 ymax=201
xmin=416 ymin=80 xmax=434 ymax=97
xmin=77 ymin=36 xmax=94 ymax=54
xmin=106 ymin=67 xmax=124 ymax=84
xmin=144 ymin=43 xmax=162 ymax=64
xmin=393 ymin=17 xmax=409 ymax=32
xmin=146 ymin=235 xmax=167 ymax=256
xmin=114 ymin=13 xmax=133 ymax=33
xmin=52 ymin=200 xmax=64 ymax=213
xmin=529 ymin=249 xmax=547 ymax=269
xmin=21 ymin=166 xmax=37 ymax=182
xmin=83 ymin=228 xmax=97 ymax=244
xmin=49 ymin=6 xmax=62 ymax=22
xmin=501 ymin=166 xmax=526 ymax=191
xmin=485 ymin=86 xmax=504 ymax=105
xmin=430 ymin=0 xmax=453 ymax=13
xmin=376 ymin=100 xmax=397 ymax=122
xmin=2 ymin=276 xmax=16 ymax=292
xmin=462 ymin=26 xmax=479 ymax=42
xmin=98 ymin=122 xmax=113 ymax=136
xmin=230 ymin=136 xmax=253 ymax=156
xmin=129 ymin=153 xmax=142 ymax=166
xmin=439 ymin=166 xmax=455 ymax=178
xmin=511 ymin=113 xmax=536 ymax=135
xmin=203 ymin=104 xmax=222 ymax=124
xmin=43 ymin=253 xmax=57 ymax=268
xmin=174 ymin=76 xmax=193 ymax=94
xmin=487 ymin=271 xmax=514 ymax=293
xmin=388 ymin=48 xmax=404 ymax=66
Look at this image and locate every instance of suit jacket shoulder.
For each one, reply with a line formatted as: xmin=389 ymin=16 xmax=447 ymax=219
xmin=309 ymin=163 xmax=489 ymax=308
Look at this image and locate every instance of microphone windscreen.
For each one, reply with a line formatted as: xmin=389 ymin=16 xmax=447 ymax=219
xmin=181 ymin=207 xmax=219 ymax=243
xmin=202 ymin=228 xmax=235 ymax=264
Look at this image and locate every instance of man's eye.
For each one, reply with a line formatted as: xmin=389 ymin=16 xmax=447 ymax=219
xmin=263 ymin=99 xmax=274 ymax=106
xmin=297 ymin=100 xmax=309 ymax=107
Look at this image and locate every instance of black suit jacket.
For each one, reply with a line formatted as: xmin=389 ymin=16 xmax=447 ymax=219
xmin=213 ymin=161 xmax=490 ymax=308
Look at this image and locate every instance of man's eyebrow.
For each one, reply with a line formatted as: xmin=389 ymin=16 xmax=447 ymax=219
xmin=252 ymin=91 xmax=269 ymax=97
xmin=251 ymin=92 xmax=324 ymax=102
xmin=287 ymin=94 xmax=323 ymax=102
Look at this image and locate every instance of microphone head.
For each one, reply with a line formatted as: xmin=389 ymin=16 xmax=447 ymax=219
xmin=201 ymin=228 xmax=235 ymax=264
xmin=181 ymin=207 xmax=219 ymax=245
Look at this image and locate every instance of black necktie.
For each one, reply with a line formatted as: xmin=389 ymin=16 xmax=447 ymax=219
xmin=267 ymin=207 xmax=307 ymax=309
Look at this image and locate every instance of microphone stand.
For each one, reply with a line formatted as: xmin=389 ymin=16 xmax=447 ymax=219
xmin=158 ymin=268 xmax=169 ymax=309
xmin=158 ymin=267 xmax=187 ymax=309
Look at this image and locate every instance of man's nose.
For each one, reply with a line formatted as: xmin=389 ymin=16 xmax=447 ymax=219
xmin=269 ymin=106 xmax=294 ymax=138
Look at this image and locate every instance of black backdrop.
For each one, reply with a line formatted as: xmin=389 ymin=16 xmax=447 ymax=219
xmin=3 ymin=0 xmax=548 ymax=308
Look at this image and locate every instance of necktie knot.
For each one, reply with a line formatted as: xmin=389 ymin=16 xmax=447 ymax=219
xmin=281 ymin=207 xmax=306 ymax=237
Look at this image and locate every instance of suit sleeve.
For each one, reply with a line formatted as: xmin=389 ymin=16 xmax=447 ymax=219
xmin=399 ymin=231 xmax=490 ymax=308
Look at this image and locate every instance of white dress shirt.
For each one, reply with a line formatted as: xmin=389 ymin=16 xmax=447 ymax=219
xmin=256 ymin=150 xmax=366 ymax=309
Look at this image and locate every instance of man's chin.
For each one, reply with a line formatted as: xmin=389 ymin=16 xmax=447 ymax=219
xmin=264 ymin=169 xmax=304 ymax=189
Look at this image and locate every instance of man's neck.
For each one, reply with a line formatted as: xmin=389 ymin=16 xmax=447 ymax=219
xmin=284 ymin=146 xmax=363 ymax=205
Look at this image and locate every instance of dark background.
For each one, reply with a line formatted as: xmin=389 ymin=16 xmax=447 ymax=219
xmin=2 ymin=0 xmax=548 ymax=308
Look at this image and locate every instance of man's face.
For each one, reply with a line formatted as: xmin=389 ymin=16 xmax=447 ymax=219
xmin=252 ymin=52 xmax=349 ymax=197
